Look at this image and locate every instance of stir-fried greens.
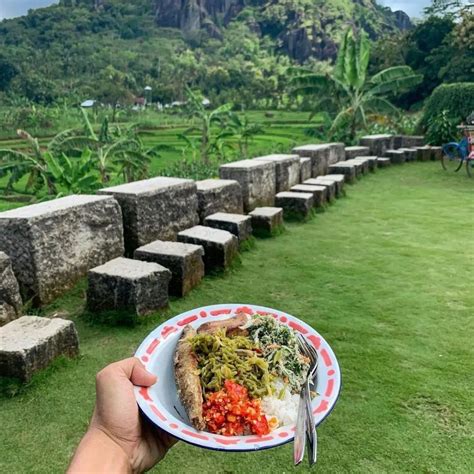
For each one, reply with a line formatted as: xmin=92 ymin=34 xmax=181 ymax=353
xmin=246 ymin=315 xmax=310 ymax=392
xmin=190 ymin=329 xmax=273 ymax=398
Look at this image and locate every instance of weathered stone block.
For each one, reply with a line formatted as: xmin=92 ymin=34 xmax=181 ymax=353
xmin=376 ymin=157 xmax=392 ymax=168
xmin=204 ymin=213 xmax=252 ymax=243
xmin=430 ymin=146 xmax=443 ymax=161
xmin=196 ymin=179 xmax=243 ymax=223
xmin=87 ymin=258 xmax=171 ymax=316
xmin=328 ymin=163 xmax=357 ymax=184
xmin=219 ymin=160 xmax=276 ymax=212
xmin=292 ymin=144 xmax=331 ymax=177
xmin=0 ymin=195 xmax=124 ymax=306
xmin=0 ymin=316 xmax=79 ymax=382
xmin=299 ymin=158 xmax=312 ymax=183
xmin=356 ymin=156 xmax=378 ymax=172
xmin=0 ymin=252 xmax=22 ymax=327
xmin=360 ymin=134 xmax=394 ymax=156
xmin=318 ymin=174 xmax=345 ymax=197
xmin=401 ymin=136 xmax=425 ymax=148
xmin=249 ymin=207 xmax=283 ymax=237
xmin=398 ymin=148 xmax=417 ymax=162
xmin=178 ymin=226 xmax=238 ymax=272
xmin=343 ymin=160 xmax=363 ymax=178
xmin=349 ymin=158 xmax=370 ymax=175
xmin=328 ymin=143 xmax=346 ymax=164
xmin=134 ymin=241 xmax=204 ymax=297
xmin=384 ymin=149 xmax=406 ymax=164
xmin=303 ymin=178 xmax=336 ymax=203
xmin=393 ymin=135 xmax=403 ymax=149
xmin=344 ymin=146 xmax=370 ymax=160
xmin=276 ymin=192 xmax=314 ymax=220
xmin=254 ymin=154 xmax=301 ymax=192
xmin=99 ymin=177 xmax=199 ymax=255
xmin=414 ymin=146 xmax=433 ymax=162
xmin=290 ymin=184 xmax=326 ymax=208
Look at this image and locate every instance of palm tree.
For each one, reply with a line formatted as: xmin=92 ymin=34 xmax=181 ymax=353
xmin=291 ymin=28 xmax=423 ymax=141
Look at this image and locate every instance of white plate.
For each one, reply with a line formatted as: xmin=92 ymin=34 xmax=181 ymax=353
xmin=134 ymin=303 xmax=341 ymax=452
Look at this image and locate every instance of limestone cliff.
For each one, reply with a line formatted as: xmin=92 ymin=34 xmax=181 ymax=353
xmin=153 ymin=0 xmax=411 ymax=62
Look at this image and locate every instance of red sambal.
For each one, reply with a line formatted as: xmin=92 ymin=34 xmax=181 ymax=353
xmin=203 ymin=380 xmax=270 ymax=436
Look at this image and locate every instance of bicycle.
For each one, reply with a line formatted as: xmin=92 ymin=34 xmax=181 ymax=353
xmin=442 ymin=124 xmax=474 ymax=178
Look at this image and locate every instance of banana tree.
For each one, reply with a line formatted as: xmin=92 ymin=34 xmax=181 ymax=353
xmin=183 ymin=88 xmax=233 ymax=164
xmin=43 ymin=148 xmax=102 ymax=195
xmin=291 ymin=28 xmax=423 ymax=141
xmin=227 ymin=114 xmax=264 ymax=159
xmin=0 ymin=129 xmax=57 ymax=194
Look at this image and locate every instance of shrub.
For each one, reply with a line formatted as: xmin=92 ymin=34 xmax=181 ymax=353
xmin=421 ymin=83 xmax=474 ymax=144
xmin=425 ymin=110 xmax=459 ymax=145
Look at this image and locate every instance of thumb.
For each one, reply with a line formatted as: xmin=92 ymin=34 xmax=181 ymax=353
xmin=129 ymin=358 xmax=157 ymax=387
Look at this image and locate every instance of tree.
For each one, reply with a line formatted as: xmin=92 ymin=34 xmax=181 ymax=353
xmin=96 ymin=66 xmax=136 ymax=122
xmin=182 ymin=88 xmax=233 ymax=164
xmin=227 ymin=114 xmax=264 ymax=159
xmin=291 ymin=29 xmax=422 ymax=141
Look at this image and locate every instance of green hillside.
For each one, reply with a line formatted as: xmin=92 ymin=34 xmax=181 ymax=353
xmin=0 ymin=0 xmax=408 ymax=106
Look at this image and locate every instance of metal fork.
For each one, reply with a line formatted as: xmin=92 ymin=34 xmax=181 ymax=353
xmin=294 ymin=335 xmax=319 ymax=466
xmin=299 ymin=335 xmax=319 ymax=466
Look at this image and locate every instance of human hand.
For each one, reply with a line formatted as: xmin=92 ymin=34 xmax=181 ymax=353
xmin=69 ymin=357 xmax=176 ymax=473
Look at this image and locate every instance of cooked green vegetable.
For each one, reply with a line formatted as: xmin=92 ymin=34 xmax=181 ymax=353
xmin=246 ymin=315 xmax=309 ymax=393
xmin=190 ymin=330 xmax=272 ymax=398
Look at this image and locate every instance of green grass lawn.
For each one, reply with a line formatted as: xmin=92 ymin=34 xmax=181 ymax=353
xmin=1 ymin=162 xmax=473 ymax=473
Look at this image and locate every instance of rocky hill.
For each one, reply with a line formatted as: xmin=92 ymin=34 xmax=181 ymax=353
xmin=152 ymin=0 xmax=411 ymax=61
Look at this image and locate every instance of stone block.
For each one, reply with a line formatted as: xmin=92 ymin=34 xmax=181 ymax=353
xmin=384 ymin=149 xmax=406 ymax=164
xmin=360 ymin=134 xmax=394 ymax=156
xmin=219 ymin=160 xmax=276 ymax=212
xmin=318 ymin=174 xmax=345 ymax=197
xmin=299 ymin=158 xmax=312 ymax=183
xmin=376 ymin=157 xmax=392 ymax=168
xmin=0 ymin=316 xmax=79 ymax=382
xmin=292 ymin=144 xmax=331 ymax=177
xmin=0 ymin=252 xmax=22 ymax=327
xmin=398 ymin=148 xmax=417 ymax=162
xmin=87 ymin=258 xmax=171 ymax=316
xmin=254 ymin=154 xmax=301 ymax=192
xmin=249 ymin=207 xmax=283 ymax=237
xmin=360 ymin=156 xmax=378 ymax=172
xmin=178 ymin=226 xmax=238 ymax=272
xmin=392 ymin=135 xmax=403 ymax=149
xmin=99 ymin=177 xmax=199 ymax=255
xmin=430 ymin=146 xmax=443 ymax=161
xmin=196 ymin=179 xmax=243 ymax=223
xmin=350 ymin=158 xmax=370 ymax=175
xmin=290 ymin=184 xmax=326 ymax=208
xmin=0 ymin=195 xmax=124 ymax=306
xmin=276 ymin=192 xmax=314 ymax=220
xmin=414 ymin=146 xmax=433 ymax=162
xmin=204 ymin=212 xmax=252 ymax=243
xmin=303 ymin=178 xmax=336 ymax=203
xmin=328 ymin=163 xmax=357 ymax=184
xmin=328 ymin=143 xmax=346 ymax=164
xmin=134 ymin=241 xmax=204 ymax=297
xmin=344 ymin=146 xmax=370 ymax=160
xmin=343 ymin=160 xmax=363 ymax=178
xmin=401 ymin=135 xmax=425 ymax=148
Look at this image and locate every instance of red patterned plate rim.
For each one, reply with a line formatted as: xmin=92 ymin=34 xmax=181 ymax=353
xmin=134 ymin=303 xmax=341 ymax=452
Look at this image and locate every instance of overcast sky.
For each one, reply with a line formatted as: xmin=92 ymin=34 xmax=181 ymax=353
xmin=0 ymin=1 xmax=451 ymax=21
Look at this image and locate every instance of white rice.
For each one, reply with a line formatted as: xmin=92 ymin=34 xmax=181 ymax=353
xmin=262 ymin=380 xmax=299 ymax=427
